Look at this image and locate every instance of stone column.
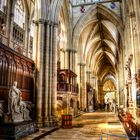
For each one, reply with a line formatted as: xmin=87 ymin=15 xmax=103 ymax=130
xmin=70 ymin=50 xmax=73 ymax=71
xmin=6 ymin=0 xmax=12 ymax=46
xmin=72 ymin=50 xmax=77 ymax=72
xmin=130 ymin=12 xmax=140 ymax=71
xmin=46 ymin=21 xmax=58 ymax=126
xmin=48 ymin=22 xmax=53 ymax=119
xmin=31 ymin=20 xmax=38 ymax=120
xmin=81 ymin=64 xmax=87 ymax=111
xmin=43 ymin=21 xmax=50 ymax=126
xmin=129 ymin=10 xmax=140 ymax=117
xmin=8 ymin=0 xmax=17 ymax=48
xmin=65 ymin=49 xmax=70 ymax=70
xmin=65 ymin=49 xmax=77 ymax=72
xmin=78 ymin=63 xmax=87 ymax=111
xmin=24 ymin=15 xmax=30 ymax=57
xmin=51 ymin=23 xmax=58 ymax=123
xmin=86 ymin=71 xmax=91 ymax=84
xmin=9 ymin=13 xmax=14 ymax=48
xmin=36 ymin=19 xmax=45 ymax=127
xmin=78 ymin=63 xmax=82 ymax=110
xmin=32 ymin=21 xmax=38 ymax=62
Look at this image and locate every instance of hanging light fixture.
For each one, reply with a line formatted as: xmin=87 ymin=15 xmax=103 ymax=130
xmin=80 ymin=5 xmax=85 ymax=13
xmin=110 ymin=0 xmax=116 ymax=9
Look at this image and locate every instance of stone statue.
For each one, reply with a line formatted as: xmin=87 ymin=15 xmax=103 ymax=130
xmin=88 ymin=88 xmax=94 ymax=112
xmin=88 ymin=88 xmax=93 ymax=105
xmin=8 ymin=81 xmax=31 ymax=122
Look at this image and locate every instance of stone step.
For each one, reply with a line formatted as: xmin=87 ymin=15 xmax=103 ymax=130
xmin=20 ymin=127 xmax=59 ymax=140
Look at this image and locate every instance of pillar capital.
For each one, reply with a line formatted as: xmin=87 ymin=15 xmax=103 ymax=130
xmin=28 ymin=28 xmax=30 ymax=32
xmin=32 ymin=20 xmax=38 ymax=25
xmin=38 ymin=18 xmax=46 ymax=24
xmin=77 ymin=62 xmax=86 ymax=66
xmin=53 ymin=22 xmax=58 ymax=27
xmin=86 ymin=71 xmax=91 ymax=74
xmin=32 ymin=19 xmax=47 ymax=25
xmin=66 ymin=48 xmax=77 ymax=53
xmin=10 ymin=13 xmax=14 ymax=17
xmin=129 ymin=11 xmax=135 ymax=18
xmin=47 ymin=21 xmax=58 ymax=27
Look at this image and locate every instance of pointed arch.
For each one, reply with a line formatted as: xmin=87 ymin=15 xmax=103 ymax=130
xmin=73 ymin=4 xmax=124 ymax=52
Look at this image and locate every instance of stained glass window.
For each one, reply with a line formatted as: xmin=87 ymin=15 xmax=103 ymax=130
xmin=0 ymin=0 xmax=7 ymax=12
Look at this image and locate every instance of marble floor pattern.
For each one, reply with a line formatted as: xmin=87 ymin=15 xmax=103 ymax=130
xmin=40 ymin=112 xmax=129 ymax=140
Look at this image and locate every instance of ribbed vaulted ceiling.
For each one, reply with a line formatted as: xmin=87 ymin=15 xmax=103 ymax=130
xmin=79 ymin=9 xmax=120 ymax=78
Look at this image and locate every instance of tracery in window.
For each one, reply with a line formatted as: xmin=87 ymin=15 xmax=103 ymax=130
xmin=14 ymin=0 xmax=25 ymax=28
xmin=13 ymin=0 xmax=25 ymax=44
xmin=29 ymin=23 xmax=34 ymax=58
xmin=30 ymin=23 xmax=34 ymax=37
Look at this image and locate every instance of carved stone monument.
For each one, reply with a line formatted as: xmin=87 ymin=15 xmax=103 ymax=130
xmin=8 ymin=81 xmax=31 ymax=122
xmin=0 ymin=81 xmax=38 ymax=140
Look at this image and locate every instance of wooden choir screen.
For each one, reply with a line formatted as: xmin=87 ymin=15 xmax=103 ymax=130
xmin=0 ymin=42 xmax=34 ymax=113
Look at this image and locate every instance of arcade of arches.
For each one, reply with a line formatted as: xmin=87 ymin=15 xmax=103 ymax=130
xmin=0 ymin=0 xmax=140 ymax=139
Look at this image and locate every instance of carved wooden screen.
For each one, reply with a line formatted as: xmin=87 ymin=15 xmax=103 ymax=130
xmin=0 ymin=42 xmax=34 ymax=113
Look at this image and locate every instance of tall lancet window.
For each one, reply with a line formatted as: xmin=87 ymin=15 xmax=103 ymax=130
xmin=0 ymin=0 xmax=6 ymax=35
xmin=13 ymin=0 xmax=25 ymax=44
xmin=14 ymin=0 xmax=25 ymax=28
xmin=29 ymin=22 xmax=34 ymax=58
xmin=0 ymin=0 xmax=7 ymax=12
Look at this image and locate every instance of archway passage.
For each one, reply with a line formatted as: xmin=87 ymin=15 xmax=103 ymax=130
xmin=103 ymin=80 xmax=116 ymax=100
xmin=72 ymin=3 xmax=123 ymax=111
xmin=103 ymin=80 xmax=117 ymax=111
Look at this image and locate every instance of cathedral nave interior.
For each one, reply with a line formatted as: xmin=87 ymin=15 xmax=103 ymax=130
xmin=0 ymin=0 xmax=140 ymax=139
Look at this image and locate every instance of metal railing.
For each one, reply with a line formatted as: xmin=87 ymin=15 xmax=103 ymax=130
xmin=57 ymin=83 xmax=78 ymax=93
xmin=100 ymin=132 xmax=137 ymax=140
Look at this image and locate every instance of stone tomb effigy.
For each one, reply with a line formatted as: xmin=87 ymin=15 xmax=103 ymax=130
xmin=0 ymin=121 xmax=38 ymax=140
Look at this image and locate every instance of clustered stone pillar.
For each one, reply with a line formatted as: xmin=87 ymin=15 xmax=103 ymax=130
xmin=44 ymin=22 xmax=50 ymax=126
xmin=6 ymin=0 xmax=12 ymax=45
xmin=70 ymin=49 xmax=77 ymax=72
xmin=86 ymin=71 xmax=91 ymax=84
xmin=43 ymin=21 xmax=57 ymax=126
xmin=81 ymin=64 xmax=87 ymax=111
xmin=33 ymin=19 xmax=58 ymax=127
xmin=9 ymin=13 xmax=14 ymax=48
xmin=72 ymin=50 xmax=77 ymax=73
xmin=51 ymin=23 xmax=58 ymax=119
xmin=65 ymin=49 xmax=77 ymax=71
xmin=78 ymin=63 xmax=87 ymax=111
xmin=36 ymin=19 xmax=45 ymax=127
xmin=43 ymin=21 xmax=58 ymax=126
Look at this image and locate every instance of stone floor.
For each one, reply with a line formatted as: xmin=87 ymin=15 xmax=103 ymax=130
xmin=41 ymin=112 xmax=129 ymax=140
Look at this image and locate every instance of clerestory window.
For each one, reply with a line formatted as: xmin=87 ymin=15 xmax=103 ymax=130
xmin=14 ymin=0 xmax=25 ymax=28
xmin=13 ymin=0 xmax=25 ymax=44
xmin=0 ymin=0 xmax=7 ymax=12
